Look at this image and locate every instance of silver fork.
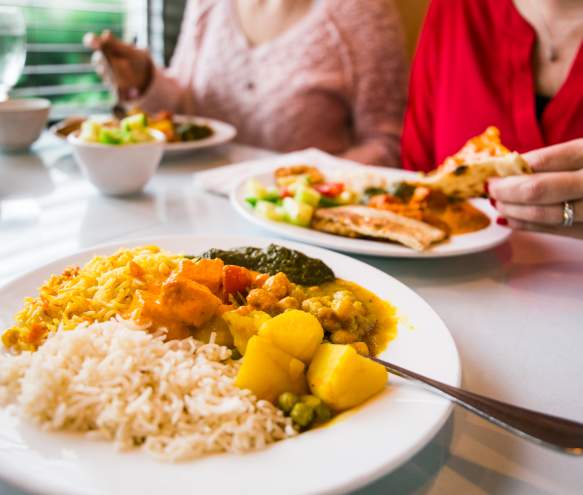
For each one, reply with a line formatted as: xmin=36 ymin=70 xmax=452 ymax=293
xmin=372 ymin=357 xmax=583 ymax=455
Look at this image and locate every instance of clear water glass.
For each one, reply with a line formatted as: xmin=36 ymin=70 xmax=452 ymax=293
xmin=0 ymin=7 xmax=26 ymax=101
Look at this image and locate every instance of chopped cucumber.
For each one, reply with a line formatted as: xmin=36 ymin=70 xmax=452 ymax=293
xmin=318 ymin=196 xmax=339 ymax=208
xmin=245 ymin=197 xmax=258 ymax=207
xmin=294 ymin=185 xmax=321 ymax=207
xmin=245 ymin=179 xmax=281 ymax=202
xmin=79 ymin=120 xmax=101 ymax=142
xmin=282 ymin=197 xmax=314 ymax=227
xmin=256 ymin=200 xmax=286 ymax=222
xmin=263 ymin=188 xmax=281 ymax=202
xmin=121 ymin=113 xmax=148 ymax=132
xmin=98 ymin=127 xmax=124 ymax=145
xmin=286 ymin=176 xmax=311 ymax=194
xmin=245 ymin=179 xmax=268 ymax=199
xmin=127 ymin=129 xmax=154 ymax=144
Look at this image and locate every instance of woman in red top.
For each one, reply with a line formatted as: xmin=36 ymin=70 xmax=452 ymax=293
xmin=402 ymin=0 xmax=583 ymax=239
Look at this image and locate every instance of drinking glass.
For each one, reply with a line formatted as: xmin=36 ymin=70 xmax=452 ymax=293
xmin=0 ymin=7 xmax=26 ymax=101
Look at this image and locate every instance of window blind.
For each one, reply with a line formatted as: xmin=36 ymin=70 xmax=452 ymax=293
xmin=148 ymin=0 xmax=186 ymax=66
xmin=1 ymin=0 xmax=148 ymax=119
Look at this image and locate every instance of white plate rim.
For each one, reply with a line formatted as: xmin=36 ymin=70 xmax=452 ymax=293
xmin=162 ymin=115 xmax=237 ymax=153
xmin=230 ymin=169 xmax=511 ymax=258
xmin=0 ymin=235 xmax=461 ymax=495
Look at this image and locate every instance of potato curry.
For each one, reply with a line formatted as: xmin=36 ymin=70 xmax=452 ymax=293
xmin=129 ymin=256 xmax=396 ymax=358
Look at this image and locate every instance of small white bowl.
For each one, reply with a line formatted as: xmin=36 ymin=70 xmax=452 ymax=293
xmin=68 ymin=129 xmax=166 ymax=196
xmin=0 ymin=98 xmax=51 ymax=152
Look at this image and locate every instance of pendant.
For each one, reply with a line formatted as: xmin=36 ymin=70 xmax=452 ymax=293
xmin=548 ymin=46 xmax=559 ymax=62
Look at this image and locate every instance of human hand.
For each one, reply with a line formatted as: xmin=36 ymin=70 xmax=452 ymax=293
xmin=83 ymin=30 xmax=153 ymax=101
xmin=488 ymin=139 xmax=583 ymax=240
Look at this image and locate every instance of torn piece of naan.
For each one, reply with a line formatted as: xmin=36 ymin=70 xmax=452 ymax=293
xmin=414 ymin=152 xmax=531 ymax=198
xmin=311 ymin=205 xmax=447 ymax=251
xmin=409 ymin=127 xmax=531 ymax=198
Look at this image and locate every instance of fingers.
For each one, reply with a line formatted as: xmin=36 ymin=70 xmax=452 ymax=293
xmin=493 ymin=199 xmax=583 ymax=226
xmin=522 ymin=138 xmax=583 ymax=173
xmin=99 ymin=31 xmax=135 ymax=58
xmin=488 ymin=170 xmax=583 ymax=205
xmin=83 ymin=30 xmax=112 ymax=51
xmin=83 ymin=30 xmax=131 ymax=57
xmin=83 ymin=32 xmax=98 ymax=50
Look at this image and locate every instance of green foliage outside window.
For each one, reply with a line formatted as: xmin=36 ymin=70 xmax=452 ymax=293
xmin=9 ymin=1 xmax=126 ymax=115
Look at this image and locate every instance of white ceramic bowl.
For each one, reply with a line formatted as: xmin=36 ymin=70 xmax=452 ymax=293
xmin=68 ymin=129 xmax=166 ymax=196
xmin=0 ymin=98 xmax=51 ymax=152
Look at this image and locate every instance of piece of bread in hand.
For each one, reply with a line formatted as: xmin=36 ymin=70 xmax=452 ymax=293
xmin=414 ymin=152 xmax=531 ymax=198
xmin=407 ymin=127 xmax=532 ymax=198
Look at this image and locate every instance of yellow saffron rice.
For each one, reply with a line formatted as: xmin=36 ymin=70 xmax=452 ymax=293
xmin=2 ymin=246 xmax=184 ymax=352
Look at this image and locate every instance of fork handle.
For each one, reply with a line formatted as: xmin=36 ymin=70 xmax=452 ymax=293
xmin=372 ymin=357 xmax=583 ymax=455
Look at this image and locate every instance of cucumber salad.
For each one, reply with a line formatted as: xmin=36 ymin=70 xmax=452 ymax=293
xmin=78 ymin=113 xmax=160 ymax=145
xmin=244 ymin=166 xmax=358 ymax=227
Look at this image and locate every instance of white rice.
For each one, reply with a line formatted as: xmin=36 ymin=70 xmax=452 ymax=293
xmin=0 ymin=318 xmax=296 ymax=461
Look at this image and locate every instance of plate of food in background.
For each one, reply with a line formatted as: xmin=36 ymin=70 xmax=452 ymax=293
xmin=51 ymin=108 xmax=237 ymax=154
xmin=231 ymin=127 xmax=529 ymax=258
xmin=0 ymin=235 xmax=459 ymax=495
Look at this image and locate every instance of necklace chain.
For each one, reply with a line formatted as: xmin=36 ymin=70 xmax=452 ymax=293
xmin=531 ymin=0 xmax=583 ymax=62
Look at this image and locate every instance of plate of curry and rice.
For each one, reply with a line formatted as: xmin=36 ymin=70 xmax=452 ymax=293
xmin=0 ymin=235 xmax=460 ymax=495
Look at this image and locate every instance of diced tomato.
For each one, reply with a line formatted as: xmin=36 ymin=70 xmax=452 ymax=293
xmin=314 ymin=182 xmax=344 ymax=197
xmin=222 ymin=265 xmax=253 ymax=301
xmin=279 ymin=186 xmax=293 ymax=198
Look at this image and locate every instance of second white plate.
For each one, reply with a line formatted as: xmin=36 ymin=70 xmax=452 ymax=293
xmin=230 ymin=159 xmax=511 ymax=258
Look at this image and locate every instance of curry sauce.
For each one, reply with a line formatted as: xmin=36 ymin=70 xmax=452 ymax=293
xmin=368 ymin=186 xmax=490 ymax=237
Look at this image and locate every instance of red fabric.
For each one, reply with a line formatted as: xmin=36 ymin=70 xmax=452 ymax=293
xmin=401 ymin=0 xmax=583 ymax=172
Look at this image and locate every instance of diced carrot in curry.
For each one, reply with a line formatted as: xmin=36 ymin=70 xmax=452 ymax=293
xmin=130 ymin=290 xmax=192 ymax=340
xmin=222 ymin=265 xmax=253 ymax=300
xmin=178 ymin=258 xmax=224 ymax=295
xmin=159 ymin=273 xmax=222 ymax=327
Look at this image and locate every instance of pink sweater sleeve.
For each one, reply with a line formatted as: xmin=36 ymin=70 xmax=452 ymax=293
xmin=137 ymin=0 xmax=208 ymax=114
xmin=331 ymin=0 xmax=407 ymax=167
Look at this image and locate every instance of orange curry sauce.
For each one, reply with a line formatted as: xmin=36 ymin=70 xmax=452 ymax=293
xmin=368 ymin=186 xmax=490 ymax=237
xmin=129 ymin=258 xmax=263 ymax=341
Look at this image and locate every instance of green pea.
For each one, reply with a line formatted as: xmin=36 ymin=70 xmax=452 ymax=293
xmin=315 ymin=402 xmax=333 ymax=422
xmin=290 ymin=402 xmax=314 ymax=428
xmin=277 ymin=392 xmax=299 ymax=414
xmin=300 ymin=394 xmax=321 ymax=409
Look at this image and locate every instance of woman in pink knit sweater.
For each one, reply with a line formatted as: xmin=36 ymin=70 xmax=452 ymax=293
xmin=87 ymin=0 xmax=407 ymax=166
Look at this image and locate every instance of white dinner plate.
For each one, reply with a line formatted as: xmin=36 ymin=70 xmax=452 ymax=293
xmin=0 ymin=235 xmax=460 ymax=495
xmin=230 ymin=167 xmax=512 ymax=258
xmin=50 ymin=115 xmax=237 ymax=154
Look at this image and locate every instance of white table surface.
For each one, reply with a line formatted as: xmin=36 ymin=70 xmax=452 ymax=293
xmin=1 ymin=135 xmax=582 ymax=495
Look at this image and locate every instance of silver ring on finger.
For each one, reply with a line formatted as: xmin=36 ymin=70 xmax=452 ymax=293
xmin=562 ymin=201 xmax=575 ymax=227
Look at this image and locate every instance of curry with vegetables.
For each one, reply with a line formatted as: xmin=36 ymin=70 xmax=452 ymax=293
xmin=130 ymin=247 xmax=396 ymax=359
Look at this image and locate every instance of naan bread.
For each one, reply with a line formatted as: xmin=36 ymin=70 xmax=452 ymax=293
xmin=414 ymin=152 xmax=531 ymax=198
xmin=408 ymin=127 xmax=532 ymax=198
xmin=311 ymin=206 xmax=447 ymax=251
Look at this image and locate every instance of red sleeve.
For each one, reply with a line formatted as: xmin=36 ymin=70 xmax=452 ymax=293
xmin=400 ymin=0 xmax=444 ymax=172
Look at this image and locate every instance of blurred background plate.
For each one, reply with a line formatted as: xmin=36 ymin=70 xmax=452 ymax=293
xmin=50 ymin=114 xmax=237 ymax=155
